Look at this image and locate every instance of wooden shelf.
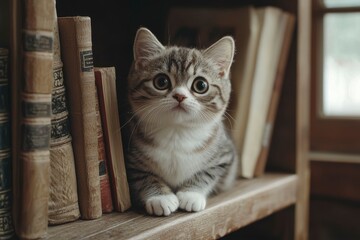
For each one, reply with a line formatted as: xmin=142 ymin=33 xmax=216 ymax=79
xmin=47 ymin=173 xmax=297 ymax=239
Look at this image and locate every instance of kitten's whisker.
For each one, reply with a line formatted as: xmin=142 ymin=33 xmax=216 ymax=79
xmin=223 ymin=111 xmax=235 ymax=129
xmin=121 ymin=104 xmax=154 ymax=129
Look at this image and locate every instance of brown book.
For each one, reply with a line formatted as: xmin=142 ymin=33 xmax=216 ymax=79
xmin=94 ymin=67 xmax=131 ymax=212
xmin=48 ymin=10 xmax=81 ymax=225
xmin=254 ymin=13 xmax=295 ymax=177
xmin=95 ymin=88 xmax=114 ymax=213
xmin=16 ymin=0 xmax=55 ymax=238
xmin=57 ymin=16 xmax=102 ymax=220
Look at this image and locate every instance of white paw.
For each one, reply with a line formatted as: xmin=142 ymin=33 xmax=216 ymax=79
xmin=145 ymin=194 xmax=179 ymax=216
xmin=176 ymin=191 xmax=206 ymax=212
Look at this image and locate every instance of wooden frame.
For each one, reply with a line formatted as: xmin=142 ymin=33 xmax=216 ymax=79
xmin=311 ymin=0 xmax=360 ymax=153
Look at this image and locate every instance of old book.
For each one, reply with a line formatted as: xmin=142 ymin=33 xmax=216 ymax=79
xmin=240 ymin=6 xmax=287 ymax=178
xmin=94 ymin=67 xmax=131 ymax=212
xmin=48 ymin=10 xmax=81 ymax=225
xmin=58 ymin=16 xmax=102 ymax=219
xmin=95 ymin=88 xmax=114 ymax=213
xmin=0 ymin=48 xmax=14 ymax=239
xmin=254 ymin=13 xmax=295 ymax=177
xmin=16 ymin=0 xmax=55 ymax=238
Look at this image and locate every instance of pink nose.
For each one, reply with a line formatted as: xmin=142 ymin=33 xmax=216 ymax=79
xmin=173 ymin=93 xmax=187 ymax=102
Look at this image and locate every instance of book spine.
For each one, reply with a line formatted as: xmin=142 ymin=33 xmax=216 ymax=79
xmin=58 ymin=16 xmax=102 ymax=219
xmin=95 ymin=68 xmax=131 ymax=212
xmin=0 ymin=48 xmax=14 ymax=239
xmin=48 ymin=19 xmax=81 ymax=225
xmin=17 ymin=0 xmax=55 ymax=238
xmin=95 ymin=92 xmax=114 ymax=213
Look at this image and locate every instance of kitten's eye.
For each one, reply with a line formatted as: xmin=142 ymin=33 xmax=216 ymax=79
xmin=153 ymin=74 xmax=170 ymax=90
xmin=192 ymin=77 xmax=209 ymax=94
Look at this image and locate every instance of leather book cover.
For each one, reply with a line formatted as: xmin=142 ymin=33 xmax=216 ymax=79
xmin=95 ymin=67 xmax=131 ymax=212
xmin=48 ymin=16 xmax=81 ymax=225
xmin=16 ymin=0 xmax=55 ymax=238
xmin=95 ymin=92 xmax=114 ymax=213
xmin=58 ymin=16 xmax=102 ymax=219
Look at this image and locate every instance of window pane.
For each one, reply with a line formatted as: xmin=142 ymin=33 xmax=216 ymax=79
xmin=324 ymin=0 xmax=360 ymax=8
xmin=323 ymin=13 xmax=360 ymax=117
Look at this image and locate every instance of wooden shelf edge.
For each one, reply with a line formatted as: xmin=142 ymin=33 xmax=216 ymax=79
xmin=47 ymin=173 xmax=298 ymax=240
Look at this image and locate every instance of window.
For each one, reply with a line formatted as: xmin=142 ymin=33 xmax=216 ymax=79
xmin=311 ymin=0 xmax=360 ymax=153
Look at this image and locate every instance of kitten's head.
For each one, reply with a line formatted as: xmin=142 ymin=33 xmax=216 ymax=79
xmin=128 ymin=27 xmax=235 ymax=127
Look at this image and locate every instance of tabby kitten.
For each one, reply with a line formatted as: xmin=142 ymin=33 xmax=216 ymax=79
xmin=126 ymin=27 xmax=238 ymax=216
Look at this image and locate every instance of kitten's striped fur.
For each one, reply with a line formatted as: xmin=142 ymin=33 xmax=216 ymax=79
xmin=126 ymin=27 xmax=238 ymax=216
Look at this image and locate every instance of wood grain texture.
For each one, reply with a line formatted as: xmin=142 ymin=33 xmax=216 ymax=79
xmin=47 ymin=173 xmax=297 ymax=240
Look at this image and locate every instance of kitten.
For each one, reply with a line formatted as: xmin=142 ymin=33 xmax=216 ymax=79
xmin=125 ymin=27 xmax=238 ymax=216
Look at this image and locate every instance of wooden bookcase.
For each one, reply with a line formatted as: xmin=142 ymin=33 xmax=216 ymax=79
xmin=8 ymin=0 xmax=310 ymax=239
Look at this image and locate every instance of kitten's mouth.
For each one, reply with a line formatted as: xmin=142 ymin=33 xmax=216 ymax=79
xmin=173 ymin=104 xmax=188 ymax=113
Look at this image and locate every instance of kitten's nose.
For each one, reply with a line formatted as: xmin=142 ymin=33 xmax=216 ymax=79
xmin=173 ymin=93 xmax=187 ymax=102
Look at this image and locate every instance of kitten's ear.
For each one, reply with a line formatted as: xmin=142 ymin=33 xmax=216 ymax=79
xmin=133 ymin=27 xmax=165 ymax=69
xmin=203 ymin=36 xmax=235 ymax=78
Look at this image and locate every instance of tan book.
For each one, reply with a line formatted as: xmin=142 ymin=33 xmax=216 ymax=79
xmin=240 ymin=7 xmax=285 ymax=178
xmin=95 ymin=67 xmax=131 ymax=212
xmin=58 ymin=16 xmax=102 ymax=219
xmin=48 ymin=10 xmax=81 ymax=225
xmin=16 ymin=0 xmax=55 ymax=238
xmin=254 ymin=13 xmax=295 ymax=177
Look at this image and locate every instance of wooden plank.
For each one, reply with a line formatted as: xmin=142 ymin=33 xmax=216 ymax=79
xmin=47 ymin=173 xmax=297 ymax=240
xmin=296 ymin=0 xmax=311 ymax=239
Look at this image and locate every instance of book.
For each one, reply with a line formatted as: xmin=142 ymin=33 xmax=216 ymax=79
xmin=16 ymin=0 xmax=55 ymax=238
xmin=0 ymin=48 xmax=14 ymax=239
xmin=95 ymin=87 xmax=114 ymax=213
xmin=48 ymin=9 xmax=81 ymax=225
xmin=58 ymin=16 xmax=102 ymax=220
xmin=240 ymin=7 xmax=294 ymax=178
xmin=94 ymin=67 xmax=131 ymax=212
xmin=253 ymin=12 xmax=295 ymax=177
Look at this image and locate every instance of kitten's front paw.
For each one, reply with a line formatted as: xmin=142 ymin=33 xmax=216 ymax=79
xmin=176 ymin=191 xmax=206 ymax=212
xmin=145 ymin=194 xmax=179 ymax=216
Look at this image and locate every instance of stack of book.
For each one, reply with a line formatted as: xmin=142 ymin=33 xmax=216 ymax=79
xmin=7 ymin=0 xmax=131 ymax=238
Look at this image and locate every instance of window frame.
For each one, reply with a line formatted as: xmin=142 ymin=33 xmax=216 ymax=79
xmin=311 ymin=0 xmax=360 ymax=153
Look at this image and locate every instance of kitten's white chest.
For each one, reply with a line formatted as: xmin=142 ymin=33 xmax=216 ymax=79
xmin=148 ymin=126 xmax=211 ymax=188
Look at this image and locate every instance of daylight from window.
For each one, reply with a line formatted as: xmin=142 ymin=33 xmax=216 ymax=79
xmin=324 ymin=0 xmax=360 ymax=8
xmin=323 ymin=13 xmax=360 ymax=117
